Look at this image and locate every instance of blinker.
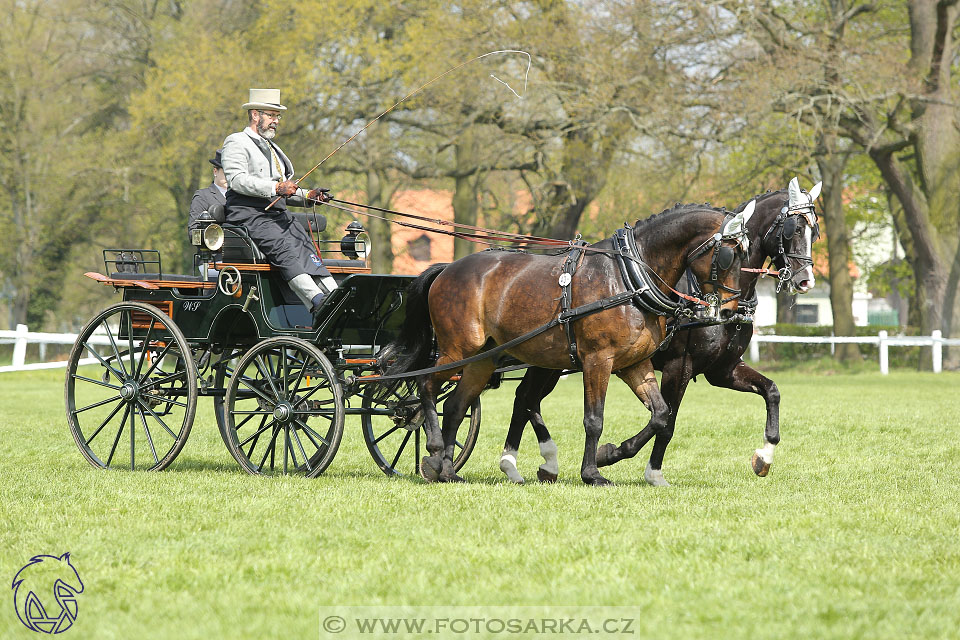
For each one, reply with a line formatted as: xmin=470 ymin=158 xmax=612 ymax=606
xmin=781 ymin=216 xmax=798 ymax=239
xmin=717 ymin=245 xmax=735 ymax=271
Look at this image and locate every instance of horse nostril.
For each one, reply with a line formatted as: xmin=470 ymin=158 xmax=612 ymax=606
xmin=720 ymin=308 xmax=734 ymax=320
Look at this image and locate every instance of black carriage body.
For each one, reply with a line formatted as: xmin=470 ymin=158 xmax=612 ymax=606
xmin=69 ymin=218 xmax=478 ymax=478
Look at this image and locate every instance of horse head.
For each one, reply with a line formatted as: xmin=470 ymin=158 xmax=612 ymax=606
xmin=635 ymin=204 xmax=751 ymax=322
xmin=12 ymin=553 xmax=84 ymax=633
xmin=753 ymin=177 xmax=822 ymax=294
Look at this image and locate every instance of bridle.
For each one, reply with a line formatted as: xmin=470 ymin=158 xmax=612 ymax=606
xmin=762 ymin=202 xmax=819 ymax=293
xmin=682 ymin=215 xmax=751 ymax=320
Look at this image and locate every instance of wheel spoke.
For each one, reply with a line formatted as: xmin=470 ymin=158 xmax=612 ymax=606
xmin=257 ymin=423 xmax=282 ymax=472
xmin=239 ymin=417 xmax=275 ymax=448
xmin=127 ymin=310 xmax=136 ymax=387
xmin=133 ymin=318 xmax=156 ymax=380
xmin=389 ymin=430 xmax=413 ymax=470
xmin=129 ymin=393 xmax=136 ymax=469
xmin=73 ymin=395 xmax=123 ymax=414
xmin=138 ymin=341 xmax=175 ymax=383
xmin=254 ymin=355 xmax=283 ymax=401
xmin=137 ymin=406 xmax=159 ymax=465
xmin=84 ymin=399 xmax=126 ymax=446
xmin=140 ymin=392 xmax=188 ymax=408
xmin=230 ymin=409 xmax=275 ymax=415
xmin=81 ymin=342 xmax=125 ymax=382
xmin=238 ymin=374 xmax=279 ymax=407
xmin=106 ymin=403 xmax=131 ymax=467
xmin=136 ymin=399 xmax=178 ymax=439
xmin=281 ymin=346 xmax=290 ymax=396
xmin=103 ymin=318 xmax=129 ymax=378
xmin=294 ymin=419 xmax=329 ymax=447
xmin=283 ymin=425 xmax=292 ymax=474
xmin=373 ymin=425 xmax=402 ymax=445
xmin=72 ymin=374 xmax=121 ymax=391
xmin=138 ymin=369 xmax=187 ymax=392
xmin=244 ymin=417 xmax=270 ymax=459
xmin=291 ymin=427 xmax=314 ymax=472
xmin=292 ymin=380 xmax=332 ymax=405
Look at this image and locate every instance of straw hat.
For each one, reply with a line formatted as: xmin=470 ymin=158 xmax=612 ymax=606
xmin=241 ymin=88 xmax=287 ymax=111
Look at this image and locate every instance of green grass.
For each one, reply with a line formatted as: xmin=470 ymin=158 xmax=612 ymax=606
xmin=2 ymin=368 xmax=960 ymax=639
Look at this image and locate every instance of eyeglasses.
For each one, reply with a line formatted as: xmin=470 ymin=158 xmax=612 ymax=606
xmin=258 ymin=111 xmax=282 ymax=121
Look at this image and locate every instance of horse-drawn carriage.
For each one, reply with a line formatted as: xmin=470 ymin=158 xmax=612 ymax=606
xmin=66 ymin=208 xmax=480 ymax=477
xmin=66 ymin=178 xmax=820 ymax=485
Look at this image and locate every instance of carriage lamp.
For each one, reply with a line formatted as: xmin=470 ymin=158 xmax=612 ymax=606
xmin=340 ymin=221 xmax=370 ymax=260
xmin=191 ymin=209 xmax=225 ymax=251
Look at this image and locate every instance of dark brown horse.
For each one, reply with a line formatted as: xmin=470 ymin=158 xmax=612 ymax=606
xmin=381 ymin=204 xmax=754 ymax=485
xmin=497 ymin=178 xmax=822 ymax=486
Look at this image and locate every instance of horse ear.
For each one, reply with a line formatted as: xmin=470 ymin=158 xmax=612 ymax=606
xmin=722 ymin=200 xmax=754 ymax=237
xmin=60 ymin=552 xmax=71 ymax=562
xmin=788 ymin=177 xmax=802 ymax=208
xmin=809 ymin=181 xmax=822 ymax=201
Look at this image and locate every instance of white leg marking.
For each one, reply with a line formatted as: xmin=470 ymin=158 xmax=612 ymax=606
xmin=755 ymin=441 xmax=776 ymax=465
xmin=538 ymin=439 xmax=559 ymax=476
xmin=644 ymin=462 xmax=669 ymax=487
xmin=499 ymin=449 xmax=524 ymax=484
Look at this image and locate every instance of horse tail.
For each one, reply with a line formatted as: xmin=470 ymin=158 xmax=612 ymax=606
xmin=375 ymin=263 xmax=448 ymax=396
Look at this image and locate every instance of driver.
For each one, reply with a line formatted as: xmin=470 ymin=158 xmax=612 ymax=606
xmin=221 ymin=88 xmax=337 ymax=317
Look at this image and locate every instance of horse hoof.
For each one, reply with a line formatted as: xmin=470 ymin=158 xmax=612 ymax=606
xmin=644 ymin=463 xmax=670 ymax=487
xmin=537 ymin=468 xmax=558 ymax=483
xmin=595 ymin=443 xmax=617 ymax=467
xmin=751 ymin=451 xmax=771 ymax=477
xmin=419 ymin=457 xmax=441 ymax=482
xmin=440 ymin=472 xmax=466 ymax=483
xmin=582 ymin=472 xmax=613 ymax=487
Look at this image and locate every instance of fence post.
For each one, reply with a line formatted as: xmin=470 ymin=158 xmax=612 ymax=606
xmin=750 ymin=336 xmax=760 ymax=362
xmin=878 ymin=330 xmax=888 ymax=375
xmin=12 ymin=323 xmax=28 ymax=367
xmin=932 ymin=329 xmax=942 ymax=373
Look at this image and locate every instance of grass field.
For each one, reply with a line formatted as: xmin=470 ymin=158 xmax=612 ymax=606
xmin=2 ymin=367 xmax=960 ymax=639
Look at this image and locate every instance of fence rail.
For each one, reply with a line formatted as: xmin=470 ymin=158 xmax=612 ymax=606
xmin=3 ymin=324 xmax=959 ymax=374
xmin=0 ymin=324 xmax=110 ymax=373
xmin=749 ymin=330 xmax=960 ymax=374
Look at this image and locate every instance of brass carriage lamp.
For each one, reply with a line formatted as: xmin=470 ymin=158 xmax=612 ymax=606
xmin=192 ymin=204 xmax=226 ymax=279
xmin=340 ymin=221 xmax=369 ymax=260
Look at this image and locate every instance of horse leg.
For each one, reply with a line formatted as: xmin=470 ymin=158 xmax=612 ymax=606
xmin=594 ymin=360 xmax=671 ymax=486
xmin=705 ymin=361 xmax=780 ymax=477
xmin=500 ymin=367 xmax=562 ymax=484
xmin=418 ymin=359 xmax=456 ymax=483
xmin=438 ymin=360 xmax=496 ymax=483
xmin=644 ymin=359 xmax=692 ymax=486
xmin=580 ymin=357 xmax=614 ymax=486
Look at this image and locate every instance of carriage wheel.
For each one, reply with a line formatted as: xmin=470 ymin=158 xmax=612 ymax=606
xmin=65 ymin=302 xmax=197 ymax=471
xmin=223 ymin=337 xmax=344 ymax=477
xmin=361 ymin=380 xmax=481 ymax=477
xmin=212 ymin=348 xmax=246 ymax=447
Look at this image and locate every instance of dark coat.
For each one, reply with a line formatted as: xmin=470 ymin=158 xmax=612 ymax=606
xmin=187 ymin=184 xmax=226 ymax=240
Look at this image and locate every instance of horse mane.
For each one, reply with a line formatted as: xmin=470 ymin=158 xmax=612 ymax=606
xmin=734 ymin=188 xmax=787 ymax=213
xmin=633 ymin=201 xmax=729 ymax=231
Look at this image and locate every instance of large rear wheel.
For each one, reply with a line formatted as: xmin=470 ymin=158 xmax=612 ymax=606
xmin=223 ymin=337 xmax=344 ymax=477
xmin=65 ymin=302 xmax=197 ymax=471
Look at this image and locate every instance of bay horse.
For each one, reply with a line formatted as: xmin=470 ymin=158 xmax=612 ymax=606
xmin=381 ymin=204 xmax=754 ymax=485
xmin=497 ymin=178 xmax=822 ymax=486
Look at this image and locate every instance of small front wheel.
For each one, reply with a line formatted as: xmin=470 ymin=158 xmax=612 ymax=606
xmin=223 ymin=338 xmax=344 ymax=477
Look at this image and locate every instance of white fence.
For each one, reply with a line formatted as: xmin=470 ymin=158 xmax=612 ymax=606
xmin=0 ymin=324 xmax=111 ymax=373
xmin=3 ymin=323 xmax=959 ymax=374
xmin=749 ymin=330 xmax=960 ymax=374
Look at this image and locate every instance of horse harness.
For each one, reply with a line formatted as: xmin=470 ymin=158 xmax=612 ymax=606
xmin=763 ymin=204 xmax=819 ymax=293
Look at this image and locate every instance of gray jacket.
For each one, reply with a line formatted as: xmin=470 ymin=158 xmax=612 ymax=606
xmin=187 ymin=183 xmax=226 ymax=239
xmin=221 ymin=127 xmax=309 ymax=204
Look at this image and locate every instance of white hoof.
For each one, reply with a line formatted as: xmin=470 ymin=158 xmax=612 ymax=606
xmin=499 ymin=452 xmax=525 ymax=484
xmin=644 ymin=462 xmax=670 ymax=487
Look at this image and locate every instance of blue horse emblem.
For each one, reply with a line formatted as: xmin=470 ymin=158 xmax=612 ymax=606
xmin=310 ymin=253 xmax=322 ymax=265
xmin=12 ymin=553 xmax=84 ymax=634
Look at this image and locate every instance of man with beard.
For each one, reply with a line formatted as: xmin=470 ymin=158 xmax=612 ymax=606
xmin=221 ymin=88 xmax=337 ymax=317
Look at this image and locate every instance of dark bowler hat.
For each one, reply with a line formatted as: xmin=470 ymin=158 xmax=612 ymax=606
xmin=209 ymin=149 xmax=223 ymax=168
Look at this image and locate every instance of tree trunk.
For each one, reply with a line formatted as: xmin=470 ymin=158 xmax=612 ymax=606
xmin=452 ymin=129 xmax=481 ymax=261
xmin=816 ymin=153 xmax=860 ymax=361
xmin=365 ymin=167 xmax=394 ymax=273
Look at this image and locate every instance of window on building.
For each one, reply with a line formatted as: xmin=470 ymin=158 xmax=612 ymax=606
xmin=795 ymin=304 xmax=819 ymax=324
xmin=408 ymin=234 xmax=432 ymax=262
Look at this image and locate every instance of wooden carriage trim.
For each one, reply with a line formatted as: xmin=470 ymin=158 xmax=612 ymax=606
xmin=84 ymin=272 xmax=215 ymax=290
xmin=213 ymin=262 xmax=372 ymax=275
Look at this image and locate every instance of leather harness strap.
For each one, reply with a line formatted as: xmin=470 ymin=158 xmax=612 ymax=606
xmin=558 ymin=242 xmax=589 ymax=369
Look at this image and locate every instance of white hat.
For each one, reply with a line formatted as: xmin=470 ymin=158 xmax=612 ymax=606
xmin=242 ymin=88 xmax=287 ymax=111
